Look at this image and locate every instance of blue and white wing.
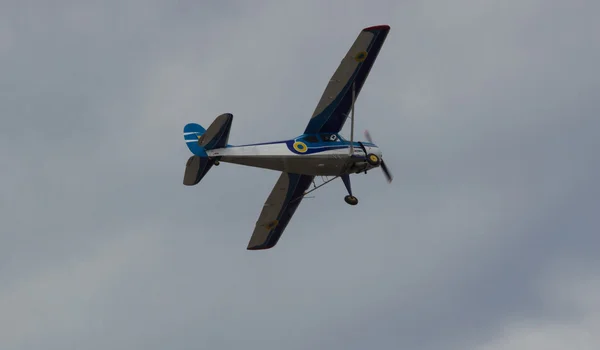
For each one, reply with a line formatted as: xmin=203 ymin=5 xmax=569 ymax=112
xmin=247 ymin=172 xmax=314 ymax=250
xmin=304 ymin=25 xmax=390 ymax=134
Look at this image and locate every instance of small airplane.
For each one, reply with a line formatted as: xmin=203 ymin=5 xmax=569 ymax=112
xmin=182 ymin=25 xmax=392 ymax=250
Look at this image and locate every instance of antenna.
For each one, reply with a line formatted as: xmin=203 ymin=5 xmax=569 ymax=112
xmin=349 ymin=82 xmax=356 ymax=155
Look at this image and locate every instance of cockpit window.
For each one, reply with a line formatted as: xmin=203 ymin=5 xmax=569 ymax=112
xmin=320 ymin=133 xmax=340 ymax=142
xmin=301 ymin=135 xmax=319 ymax=143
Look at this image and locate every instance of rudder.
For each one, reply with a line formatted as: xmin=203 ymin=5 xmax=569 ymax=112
xmin=183 ymin=123 xmax=207 ymax=156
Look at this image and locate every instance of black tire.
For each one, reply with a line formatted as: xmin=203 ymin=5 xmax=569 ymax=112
xmin=344 ymin=195 xmax=359 ymax=205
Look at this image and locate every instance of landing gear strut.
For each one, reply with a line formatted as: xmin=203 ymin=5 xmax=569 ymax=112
xmin=341 ymin=174 xmax=358 ymax=205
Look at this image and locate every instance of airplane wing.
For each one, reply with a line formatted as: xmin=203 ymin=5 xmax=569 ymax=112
xmin=247 ymin=172 xmax=314 ymax=250
xmin=304 ymin=25 xmax=390 ymax=134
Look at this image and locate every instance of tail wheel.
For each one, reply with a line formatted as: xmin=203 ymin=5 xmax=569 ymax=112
xmin=367 ymin=153 xmax=380 ymax=166
xmin=344 ymin=195 xmax=358 ymax=205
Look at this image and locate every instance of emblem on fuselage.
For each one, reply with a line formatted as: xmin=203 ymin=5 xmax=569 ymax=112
xmin=293 ymin=141 xmax=308 ymax=153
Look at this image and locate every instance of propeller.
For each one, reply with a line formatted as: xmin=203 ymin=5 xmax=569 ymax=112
xmin=364 ymin=130 xmax=393 ymax=183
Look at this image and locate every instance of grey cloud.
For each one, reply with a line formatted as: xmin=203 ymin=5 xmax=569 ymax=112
xmin=1 ymin=0 xmax=599 ymax=349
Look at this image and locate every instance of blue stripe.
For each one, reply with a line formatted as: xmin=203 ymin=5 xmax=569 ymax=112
xmin=232 ymin=140 xmax=288 ymax=147
xmin=230 ymin=135 xmax=376 ymax=150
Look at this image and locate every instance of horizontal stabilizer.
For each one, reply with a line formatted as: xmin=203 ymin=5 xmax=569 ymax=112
xmin=183 ymin=155 xmax=214 ymax=186
xmin=198 ymin=113 xmax=233 ymax=150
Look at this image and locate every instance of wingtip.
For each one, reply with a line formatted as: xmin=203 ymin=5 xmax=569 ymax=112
xmin=247 ymin=240 xmax=276 ymax=251
xmin=363 ymin=24 xmax=390 ymax=32
xmin=247 ymin=245 xmax=273 ymax=251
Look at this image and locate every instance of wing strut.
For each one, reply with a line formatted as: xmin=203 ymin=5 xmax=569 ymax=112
xmin=349 ymin=82 xmax=356 ymax=155
xmin=290 ymin=175 xmax=341 ymax=203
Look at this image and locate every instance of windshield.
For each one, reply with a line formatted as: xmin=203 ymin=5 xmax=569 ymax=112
xmin=320 ymin=133 xmax=343 ymax=142
xmin=336 ymin=133 xmax=347 ymax=141
xmin=300 ymin=135 xmax=319 ymax=143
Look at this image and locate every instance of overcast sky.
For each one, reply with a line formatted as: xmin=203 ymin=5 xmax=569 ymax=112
xmin=1 ymin=0 xmax=599 ymax=349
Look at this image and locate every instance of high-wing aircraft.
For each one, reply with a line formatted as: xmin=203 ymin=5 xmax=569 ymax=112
xmin=182 ymin=25 xmax=392 ymax=250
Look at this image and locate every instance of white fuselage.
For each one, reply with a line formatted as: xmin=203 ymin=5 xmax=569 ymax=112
xmin=206 ymin=141 xmax=382 ymax=176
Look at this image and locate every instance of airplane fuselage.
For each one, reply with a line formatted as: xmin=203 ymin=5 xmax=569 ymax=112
xmin=205 ymin=133 xmax=382 ymax=176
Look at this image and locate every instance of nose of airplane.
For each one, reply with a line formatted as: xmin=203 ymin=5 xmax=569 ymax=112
xmin=363 ymin=129 xmax=393 ymax=183
xmin=375 ymin=146 xmax=383 ymax=159
xmin=368 ymin=145 xmax=383 ymax=159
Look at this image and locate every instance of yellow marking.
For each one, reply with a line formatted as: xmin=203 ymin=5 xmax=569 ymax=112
xmin=354 ymin=51 xmax=368 ymax=62
xmin=266 ymin=220 xmax=279 ymax=230
xmin=293 ymin=141 xmax=308 ymax=153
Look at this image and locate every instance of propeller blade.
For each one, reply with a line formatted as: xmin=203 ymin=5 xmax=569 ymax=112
xmin=364 ymin=130 xmax=373 ymax=143
xmin=380 ymin=160 xmax=393 ymax=183
xmin=364 ymin=129 xmax=392 ymax=183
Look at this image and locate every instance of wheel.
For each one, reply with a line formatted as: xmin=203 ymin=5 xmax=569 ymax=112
xmin=344 ymin=195 xmax=358 ymax=205
xmin=214 ymin=160 xmax=220 ymax=166
xmin=366 ymin=153 xmax=380 ymax=166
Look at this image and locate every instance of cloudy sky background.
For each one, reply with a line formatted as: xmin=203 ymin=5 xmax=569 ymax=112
xmin=1 ymin=0 xmax=599 ymax=349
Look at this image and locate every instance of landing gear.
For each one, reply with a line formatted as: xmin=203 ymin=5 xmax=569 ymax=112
xmin=214 ymin=160 xmax=220 ymax=166
xmin=341 ymin=174 xmax=358 ymax=205
xmin=344 ymin=195 xmax=358 ymax=205
xmin=366 ymin=153 xmax=381 ymax=166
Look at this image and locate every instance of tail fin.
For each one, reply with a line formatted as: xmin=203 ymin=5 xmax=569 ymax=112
xmin=182 ymin=113 xmax=234 ymax=186
xmin=184 ymin=123 xmax=207 ymax=156
xmin=183 ymin=113 xmax=233 ymax=156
